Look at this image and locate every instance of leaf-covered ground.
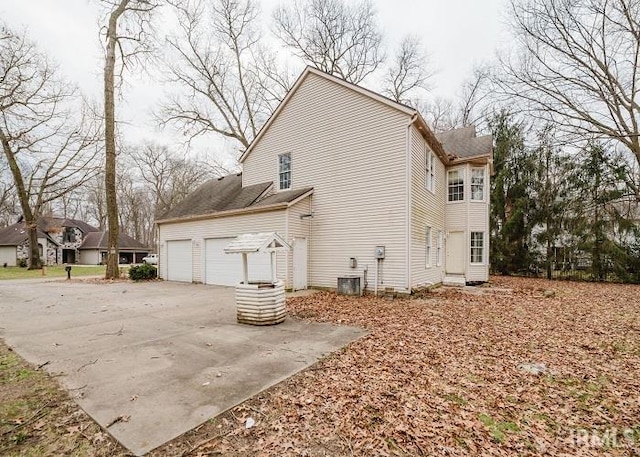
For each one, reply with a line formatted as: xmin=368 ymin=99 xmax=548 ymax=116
xmin=0 ymin=343 xmax=128 ymax=456
xmin=2 ymin=276 xmax=639 ymax=456
xmin=152 ymin=276 xmax=640 ymax=456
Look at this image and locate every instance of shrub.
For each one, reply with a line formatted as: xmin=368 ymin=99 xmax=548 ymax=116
xmin=128 ymin=263 xmax=157 ymax=281
xmin=17 ymin=259 xmax=27 ymax=268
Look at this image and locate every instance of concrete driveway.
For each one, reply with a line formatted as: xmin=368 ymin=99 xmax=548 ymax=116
xmin=0 ymin=278 xmax=365 ymax=455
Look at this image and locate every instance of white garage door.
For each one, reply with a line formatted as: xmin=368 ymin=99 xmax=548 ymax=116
xmin=0 ymin=246 xmax=17 ymax=267
xmin=205 ymin=238 xmax=272 ymax=286
xmin=167 ymin=240 xmax=192 ymax=282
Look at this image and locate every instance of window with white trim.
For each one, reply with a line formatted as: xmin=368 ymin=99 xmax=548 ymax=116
xmin=436 ymin=230 xmax=443 ymax=266
xmin=448 ymin=169 xmax=464 ymax=202
xmin=426 ymin=226 xmax=432 ymax=267
xmin=425 ymin=149 xmax=435 ymax=192
xmin=471 ymin=168 xmax=485 ymax=201
xmin=278 ymin=153 xmax=291 ymax=190
xmin=470 ymin=232 xmax=484 ymax=264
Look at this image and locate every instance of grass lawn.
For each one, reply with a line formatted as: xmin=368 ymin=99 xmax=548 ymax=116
xmin=0 ymin=265 xmax=112 ymax=280
xmin=2 ymin=276 xmax=639 ymax=456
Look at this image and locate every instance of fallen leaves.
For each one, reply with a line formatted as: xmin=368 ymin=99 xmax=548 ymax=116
xmin=151 ymin=276 xmax=640 ymax=456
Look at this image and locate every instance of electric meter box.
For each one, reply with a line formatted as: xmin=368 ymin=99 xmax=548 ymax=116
xmin=374 ymin=246 xmax=385 ymax=259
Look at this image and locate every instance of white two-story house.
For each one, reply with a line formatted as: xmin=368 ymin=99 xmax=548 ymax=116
xmin=156 ymin=67 xmax=492 ymax=293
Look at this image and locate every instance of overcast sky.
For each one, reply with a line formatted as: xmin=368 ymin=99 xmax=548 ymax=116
xmin=1 ymin=0 xmax=510 ymax=159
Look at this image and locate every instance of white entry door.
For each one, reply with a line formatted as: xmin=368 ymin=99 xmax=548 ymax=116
xmin=205 ymin=238 xmax=272 ymax=286
xmin=446 ymin=231 xmax=466 ymax=275
xmin=167 ymin=240 xmax=192 ymax=282
xmin=293 ymin=237 xmax=308 ymax=290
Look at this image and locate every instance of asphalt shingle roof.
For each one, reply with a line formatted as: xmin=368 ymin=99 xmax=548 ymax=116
xmin=159 ymin=173 xmax=313 ymax=221
xmin=79 ymin=231 xmax=148 ymax=250
xmin=436 ymin=126 xmax=493 ymax=159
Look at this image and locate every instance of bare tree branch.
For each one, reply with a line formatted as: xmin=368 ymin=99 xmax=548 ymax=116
xmin=272 ymin=0 xmax=384 ymax=84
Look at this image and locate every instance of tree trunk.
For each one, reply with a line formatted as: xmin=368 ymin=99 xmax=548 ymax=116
xmin=0 ymin=128 xmax=42 ymax=269
xmin=103 ymin=0 xmax=130 ymax=279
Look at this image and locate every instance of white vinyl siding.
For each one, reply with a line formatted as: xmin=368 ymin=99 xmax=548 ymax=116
xmin=471 ymin=168 xmax=485 ymax=201
xmin=471 ymin=231 xmax=484 ymax=264
xmin=448 ymin=169 xmax=464 ymax=202
xmin=242 ymin=72 xmax=409 ymax=292
xmin=436 ymin=230 xmax=443 ymax=267
xmin=410 ymin=125 xmax=446 ymax=288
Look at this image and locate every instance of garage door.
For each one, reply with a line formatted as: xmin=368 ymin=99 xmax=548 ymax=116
xmin=205 ymin=238 xmax=272 ymax=286
xmin=167 ymin=240 xmax=192 ymax=282
xmin=0 ymin=246 xmax=17 ymax=267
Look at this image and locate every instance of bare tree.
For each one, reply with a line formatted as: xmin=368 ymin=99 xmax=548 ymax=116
xmin=272 ymin=0 xmax=384 ymax=84
xmin=100 ymin=0 xmax=157 ymax=278
xmin=499 ymin=0 xmax=640 ymax=195
xmin=0 ymin=24 xmax=101 ymax=268
xmin=160 ymin=0 xmax=280 ymax=152
xmin=383 ymin=35 xmax=432 ymax=104
xmin=129 ymin=142 xmax=217 ymax=213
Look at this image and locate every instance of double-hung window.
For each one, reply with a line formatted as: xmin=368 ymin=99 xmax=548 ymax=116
xmin=470 ymin=232 xmax=484 ymax=264
xmin=278 ymin=153 xmax=291 ymax=190
xmin=471 ymin=168 xmax=485 ymax=201
xmin=448 ymin=169 xmax=464 ymax=202
xmin=425 ymin=149 xmax=435 ymax=193
xmin=426 ymin=226 xmax=432 ymax=268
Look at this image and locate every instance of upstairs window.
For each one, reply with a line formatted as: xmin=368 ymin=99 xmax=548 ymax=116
xmin=447 ymin=169 xmax=464 ymax=202
xmin=471 ymin=232 xmax=484 ymax=264
xmin=471 ymin=168 xmax=485 ymax=201
xmin=278 ymin=153 xmax=291 ymax=190
xmin=63 ymin=227 xmax=76 ymax=243
xmin=425 ymin=148 xmax=435 ymax=193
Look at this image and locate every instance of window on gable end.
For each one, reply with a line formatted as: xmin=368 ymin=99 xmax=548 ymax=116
xmin=278 ymin=153 xmax=291 ymax=190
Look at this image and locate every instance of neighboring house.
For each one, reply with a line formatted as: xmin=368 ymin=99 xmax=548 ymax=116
xmin=0 ymin=216 xmax=150 ymax=266
xmin=156 ymin=67 xmax=492 ymax=292
xmin=79 ymin=231 xmax=150 ymax=265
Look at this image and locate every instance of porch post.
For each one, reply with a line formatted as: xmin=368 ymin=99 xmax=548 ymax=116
xmin=242 ymin=253 xmax=248 ymax=284
xmin=271 ymin=251 xmax=276 ymax=283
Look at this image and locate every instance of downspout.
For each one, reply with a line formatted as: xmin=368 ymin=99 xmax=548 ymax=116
xmin=406 ymin=114 xmax=417 ymax=294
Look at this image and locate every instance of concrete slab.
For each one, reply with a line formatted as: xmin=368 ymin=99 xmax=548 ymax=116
xmin=0 ymin=279 xmax=365 ymax=455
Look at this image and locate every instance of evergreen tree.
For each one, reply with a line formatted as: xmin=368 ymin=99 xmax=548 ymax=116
xmin=489 ymin=112 xmax=537 ymax=274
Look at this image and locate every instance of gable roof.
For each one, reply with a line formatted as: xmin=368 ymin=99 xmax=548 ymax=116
xmin=0 ymin=222 xmax=51 ymax=246
xmin=156 ymin=173 xmax=313 ymax=224
xmin=239 ymin=66 xmax=449 ymax=164
xmin=437 ymin=126 xmax=493 ymax=160
xmin=37 ymin=216 xmax=100 ymax=234
xmin=79 ymin=231 xmax=148 ymax=250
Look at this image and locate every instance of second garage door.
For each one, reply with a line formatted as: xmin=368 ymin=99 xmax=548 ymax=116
xmin=167 ymin=240 xmax=192 ymax=282
xmin=205 ymin=238 xmax=272 ymax=286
